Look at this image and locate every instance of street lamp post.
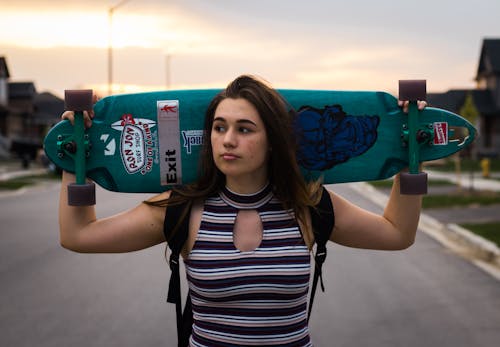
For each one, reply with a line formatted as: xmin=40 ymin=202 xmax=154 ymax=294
xmin=165 ymin=53 xmax=172 ymax=90
xmin=108 ymin=0 xmax=130 ymax=96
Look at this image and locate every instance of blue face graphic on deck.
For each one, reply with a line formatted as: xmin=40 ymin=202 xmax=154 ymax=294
xmin=295 ymin=104 xmax=380 ymax=171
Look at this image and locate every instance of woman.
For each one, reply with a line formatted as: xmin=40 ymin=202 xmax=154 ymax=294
xmin=59 ymin=75 xmax=424 ymax=346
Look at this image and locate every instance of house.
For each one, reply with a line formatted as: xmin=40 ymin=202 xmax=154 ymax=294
xmin=0 ymin=56 xmax=64 ymax=162
xmin=428 ymin=38 xmax=500 ymax=158
xmin=0 ymin=56 xmax=9 ymax=106
xmin=0 ymin=57 xmax=11 ymax=157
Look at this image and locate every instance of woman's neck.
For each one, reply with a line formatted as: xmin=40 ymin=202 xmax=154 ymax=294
xmin=225 ymin=175 xmax=269 ymax=195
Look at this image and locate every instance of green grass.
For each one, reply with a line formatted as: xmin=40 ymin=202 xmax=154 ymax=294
xmin=422 ymin=190 xmax=500 ymax=209
xmin=423 ymin=190 xmax=500 ymax=248
xmin=0 ymin=179 xmax=30 ymax=190
xmin=461 ymin=222 xmax=500 ymax=247
xmin=0 ymin=173 xmax=60 ymax=190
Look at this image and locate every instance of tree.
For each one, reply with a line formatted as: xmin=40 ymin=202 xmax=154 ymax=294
xmin=459 ymin=92 xmax=479 ymax=126
xmin=458 ymin=92 xmax=480 ymax=189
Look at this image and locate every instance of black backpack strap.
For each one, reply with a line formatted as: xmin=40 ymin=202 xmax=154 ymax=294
xmin=164 ymin=192 xmax=192 ymax=347
xmin=307 ymin=186 xmax=335 ymax=321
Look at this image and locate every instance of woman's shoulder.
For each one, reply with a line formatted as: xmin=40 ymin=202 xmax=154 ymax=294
xmin=145 ymin=190 xmax=172 ymax=204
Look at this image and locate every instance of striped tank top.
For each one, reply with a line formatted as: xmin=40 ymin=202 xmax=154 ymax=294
xmin=185 ymin=184 xmax=312 ymax=346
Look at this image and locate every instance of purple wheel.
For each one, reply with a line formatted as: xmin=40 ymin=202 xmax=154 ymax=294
xmin=64 ymin=90 xmax=93 ymax=111
xmin=399 ymin=80 xmax=427 ymax=101
xmin=68 ymin=182 xmax=96 ymax=206
xmin=400 ymin=172 xmax=428 ymax=195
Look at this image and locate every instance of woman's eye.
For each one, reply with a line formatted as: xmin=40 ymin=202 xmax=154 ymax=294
xmin=213 ymin=125 xmax=225 ymax=132
xmin=239 ymin=127 xmax=251 ymax=134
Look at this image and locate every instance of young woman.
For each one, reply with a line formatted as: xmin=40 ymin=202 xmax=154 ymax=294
xmin=59 ymin=75 xmax=425 ymax=346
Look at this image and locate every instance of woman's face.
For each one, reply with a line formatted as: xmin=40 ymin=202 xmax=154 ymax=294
xmin=211 ymin=98 xmax=270 ymax=193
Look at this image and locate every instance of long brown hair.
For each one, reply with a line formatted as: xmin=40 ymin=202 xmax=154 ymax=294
xmin=149 ymin=75 xmax=320 ymax=245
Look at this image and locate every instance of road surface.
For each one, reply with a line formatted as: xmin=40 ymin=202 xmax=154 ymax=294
xmin=1 ymin=182 xmax=499 ymax=346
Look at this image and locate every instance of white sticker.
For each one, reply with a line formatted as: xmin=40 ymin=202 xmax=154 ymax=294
xmin=157 ymin=100 xmax=182 ymax=185
xmin=112 ymin=114 xmax=157 ymax=175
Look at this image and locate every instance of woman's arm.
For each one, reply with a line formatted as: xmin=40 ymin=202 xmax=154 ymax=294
xmin=330 ymin=173 xmax=422 ymax=250
xmin=329 ymin=173 xmax=422 ymax=250
xmin=59 ymin=171 xmax=167 ymax=253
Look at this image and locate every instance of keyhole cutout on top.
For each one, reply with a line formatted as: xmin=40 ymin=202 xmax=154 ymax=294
xmin=233 ymin=209 xmax=263 ymax=252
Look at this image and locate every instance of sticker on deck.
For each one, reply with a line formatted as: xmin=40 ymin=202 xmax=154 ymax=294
xmin=182 ymin=130 xmax=204 ymax=154
xmin=433 ymin=122 xmax=448 ymax=145
xmin=111 ymin=115 xmax=158 ymax=175
xmin=157 ymin=100 xmax=182 ymax=185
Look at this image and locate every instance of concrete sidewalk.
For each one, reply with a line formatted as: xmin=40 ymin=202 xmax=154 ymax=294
xmin=426 ymin=169 xmax=500 ymax=192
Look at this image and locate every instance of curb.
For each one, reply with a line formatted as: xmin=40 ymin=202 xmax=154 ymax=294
xmin=0 ymin=168 xmax=48 ymax=181
xmin=444 ymin=223 xmax=500 ymax=265
xmin=348 ymin=181 xmax=500 ymax=276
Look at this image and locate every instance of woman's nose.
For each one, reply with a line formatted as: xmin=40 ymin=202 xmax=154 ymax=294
xmin=223 ymin=128 xmax=236 ymax=148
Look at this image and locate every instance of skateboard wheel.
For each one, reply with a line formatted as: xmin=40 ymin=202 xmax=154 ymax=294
xmin=400 ymin=172 xmax=428 ymax=195
xmin=65 ymin=90 xmax=93 ymax=111
xmin=399 ymin=80 xmax=426 ymax=101
xmin=68 ymin=182 xmax=96 ymax=206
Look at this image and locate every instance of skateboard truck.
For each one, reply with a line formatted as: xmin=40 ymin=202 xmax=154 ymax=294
xmin=62 ymin=90 xmax=96 ymax=206
xmin=399 ymin=80 xmax=428 ymax=195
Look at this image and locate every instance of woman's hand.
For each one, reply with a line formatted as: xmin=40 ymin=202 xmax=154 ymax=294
xmin=398 ymin=100 xmax=427 ymax=113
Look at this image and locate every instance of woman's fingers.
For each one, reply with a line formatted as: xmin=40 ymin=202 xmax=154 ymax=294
xmin=61 ymin=111 xmax=74 ymax=122
xmin=417 ymin=100 xmax=427 ymax=110
xmin=61 ymin=110 xmax=94 ymax=128
xmin=84 ymin=110 xmax=94 ymax=128
xmin=398 ymin=100 xmax=428 ymax=113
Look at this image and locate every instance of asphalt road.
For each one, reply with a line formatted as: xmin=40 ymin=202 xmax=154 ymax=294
xmin=1 ymin=182 xmax=499 ymax=347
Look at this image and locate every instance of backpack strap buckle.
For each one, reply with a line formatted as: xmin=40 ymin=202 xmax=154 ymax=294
xmin=169 ymin=255 xmax=179 ymax=269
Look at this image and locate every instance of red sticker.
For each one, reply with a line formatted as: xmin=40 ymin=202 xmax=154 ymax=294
xmin=433 ymin=122 xmax=448 ymax=145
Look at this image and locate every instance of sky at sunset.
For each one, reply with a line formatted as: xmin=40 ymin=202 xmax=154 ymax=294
xmin=1 ymin=0 xmax=499 ymax=98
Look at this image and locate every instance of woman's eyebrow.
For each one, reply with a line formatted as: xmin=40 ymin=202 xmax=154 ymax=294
xmin=213 ymin=116 xmax=227 ymax=123
xmin=236 ymin=119 xmax=257 ymax=127
xmin=213 ymin=117 xmax=257 ymax=126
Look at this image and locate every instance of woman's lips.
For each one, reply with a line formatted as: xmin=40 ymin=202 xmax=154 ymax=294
xmin=222 ymin=153 xmax=239 ymax=160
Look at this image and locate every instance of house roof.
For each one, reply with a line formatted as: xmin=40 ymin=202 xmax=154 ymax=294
xmin=0 ymin=57 xmax=10 ymax=78
xmin=477 ymin=38 xmax=500 ymax=79
xmin=428 ymin=89 xmax=498 ymax=117
xmin=33 ymin=92 xmax=64 ymax=125
xmin=428 ymin=90 xmax=467 ymax=111
xmin=430 ymin=38 xmax=500 ymax=119
xmin=8 ymin=82 xmax=37 ymax=99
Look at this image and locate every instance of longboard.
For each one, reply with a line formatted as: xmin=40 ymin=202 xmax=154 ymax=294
xmin=44 ymin=81 xmax=476 ymax=204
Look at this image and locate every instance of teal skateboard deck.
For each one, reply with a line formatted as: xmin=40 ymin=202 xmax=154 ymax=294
xmin=44 ymin=81 xmax=476 ymax=203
